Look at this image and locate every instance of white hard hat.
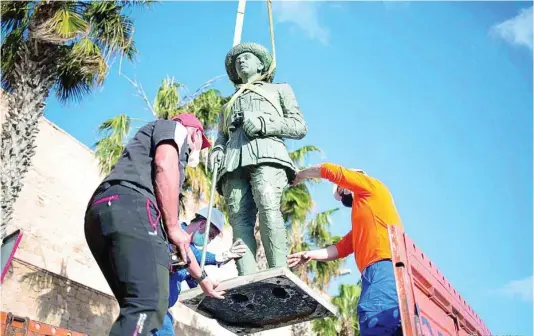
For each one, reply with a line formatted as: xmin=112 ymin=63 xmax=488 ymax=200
xmin=333 ymin=184 xmax=343 ymax=201
xmin=332 ymin=169 xmax=366 ymax=201
xmin=196 ymin=207 xmax=225 ymax=233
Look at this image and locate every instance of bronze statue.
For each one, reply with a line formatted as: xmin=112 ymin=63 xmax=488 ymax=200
xmin=208 ymin=42 xmax=307 ymax=275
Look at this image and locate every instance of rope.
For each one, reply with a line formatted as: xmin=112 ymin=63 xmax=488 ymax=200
xmin=266 ymin=0 xmax=276 ymax=73
xmin=199 ymin=0 xmax=277 ymax=272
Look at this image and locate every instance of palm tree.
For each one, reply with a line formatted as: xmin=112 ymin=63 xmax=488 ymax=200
xmin=0 ymin=0 xmax=152 ymax=238
xmin=312 ymin=282 xmax=362 ymax=336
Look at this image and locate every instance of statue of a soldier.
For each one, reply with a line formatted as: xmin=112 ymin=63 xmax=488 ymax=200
xmin=208 ymin=42 xmax=307 ymax=276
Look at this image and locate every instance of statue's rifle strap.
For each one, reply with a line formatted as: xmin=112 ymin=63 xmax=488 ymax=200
xmin=222 ymin=70 xmax=279 ymax=135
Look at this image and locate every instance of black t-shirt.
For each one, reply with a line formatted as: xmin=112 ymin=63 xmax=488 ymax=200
xmin=101 ymin=119 xmax=189 ymax=198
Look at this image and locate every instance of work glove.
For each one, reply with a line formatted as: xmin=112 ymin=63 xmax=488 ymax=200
xmin=243 ymin=116 xmax=264 ymax=138
xmin=208 ymin=147 xmax=224 ymax=172
xmin=216 ymin=238 xmax=247 ymax=264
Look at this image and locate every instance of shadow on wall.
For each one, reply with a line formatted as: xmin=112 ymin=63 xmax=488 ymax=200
xmin=18 ymin=259 xmax=117 ymax=334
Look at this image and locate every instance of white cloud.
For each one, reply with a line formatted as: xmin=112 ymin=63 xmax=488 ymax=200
xmin=491 ymin=6 xmax=533 ymax=50
xmin=272 ymin=1 xmax=329 ymax=45
xmin=494 ymin=275 xmax=533 ymax=302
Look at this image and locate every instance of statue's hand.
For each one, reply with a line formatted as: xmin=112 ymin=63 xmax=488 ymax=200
xmin=208 ymin=148 xmax=224 ymax=171
xmin=243 ymin=116 xmax=263 ymax=137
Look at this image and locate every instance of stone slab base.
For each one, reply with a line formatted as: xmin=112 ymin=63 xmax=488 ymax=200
xmin=179 ymin=267 xmax=337 ymax=335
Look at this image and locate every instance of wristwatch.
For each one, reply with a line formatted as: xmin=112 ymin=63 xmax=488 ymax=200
xmin=194 ymin=270 xmax=208 ymax=284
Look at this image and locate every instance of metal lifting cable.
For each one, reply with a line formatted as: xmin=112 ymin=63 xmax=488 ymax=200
xmin=199 ymin=0 xmax=277 ymax=272
xmin=266 ymin=0 xmax=276 ymax=74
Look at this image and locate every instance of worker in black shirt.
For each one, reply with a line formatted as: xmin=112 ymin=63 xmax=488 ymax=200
xmin=84 ymin=113 xmax=225 ymax=336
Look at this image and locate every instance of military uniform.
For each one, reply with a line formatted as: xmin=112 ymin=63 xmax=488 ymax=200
xmin=212 ymin=43 xmax=307 ymax=275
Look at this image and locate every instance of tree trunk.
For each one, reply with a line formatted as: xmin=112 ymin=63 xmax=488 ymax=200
xmin=1 ymin=43 xmax=56 ymax=238
xmin=339 ymin=321 xmax=354 ymax=336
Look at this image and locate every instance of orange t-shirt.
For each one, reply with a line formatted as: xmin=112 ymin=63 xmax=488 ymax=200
xmin=320 ymin=163 xmax=403 ymax=272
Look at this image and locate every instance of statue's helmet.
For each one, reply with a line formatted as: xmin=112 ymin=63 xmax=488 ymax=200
xmin=225 ymin=42 xmax=276 ymax=85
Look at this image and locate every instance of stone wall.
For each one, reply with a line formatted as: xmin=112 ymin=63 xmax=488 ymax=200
xmin=2 ymin=258 xmax=117 ymax=335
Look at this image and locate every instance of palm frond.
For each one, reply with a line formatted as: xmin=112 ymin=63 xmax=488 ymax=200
xmin=309 ymin=259 xmax=343 ymax=291
xmin=118 ymin=0 xmax=157 ymax=8
xmin=53 ymin=47 xmax=93 ymax=103
xmin=1 ymin=1 xmax=31 ymax=34
xmin=281 ymin=183 xmax=313 ymax=225
xmin=71 ymin=37 xmax=108 ymax=84
xmin=85 ymin=1 xmax=137 ymax=61
xmin=184 ymin=89 xmax=224 ymax=129
xmin=307 ymin=208 xmax=339 ymax=246
xmin=289 ymin=145 xmax=321 ymax=167
xmin=311 ymin=316 xmax=339 ymax=336
xmin=93 ymin=114 xmax=131 ymax=175
xmin=154 ymin=76 xmax=181 ymax=119
xmin=1 ymin=27 xmax=26 ymax=91
xmin=46 ymin=4 xmax=87 ymax=41
xmin=97 ymin=113 xmax=131 ymax=138
xmin=30 ymin=2 xmax=87 ymax=44
xmin=312 ymin=282 xmax=362 ymax=335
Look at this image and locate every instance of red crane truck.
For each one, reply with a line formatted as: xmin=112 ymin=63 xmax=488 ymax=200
xmin=389 ymin=225 xmax=492 ymax=336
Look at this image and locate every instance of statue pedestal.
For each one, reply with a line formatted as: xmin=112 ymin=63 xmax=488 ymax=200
xmin=179 ymin=267 xmax=337 ymax=335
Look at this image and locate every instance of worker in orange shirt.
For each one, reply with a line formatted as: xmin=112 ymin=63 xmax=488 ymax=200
xmin=288 ymin=163 xmax=403 ymax=336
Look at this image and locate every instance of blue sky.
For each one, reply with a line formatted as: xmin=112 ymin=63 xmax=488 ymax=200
xmin=44 ymin=2 xmax=533 ymax=335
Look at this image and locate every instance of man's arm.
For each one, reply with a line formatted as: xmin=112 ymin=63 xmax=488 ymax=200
xmin=320 ymin=163 xmax=374 ymax=195
xmin=154 ymin=142 xmax=203 ymax=272
xmin=294 ymin=163 xmax=374 ymax=195
xmin=153 ymin=121 xmax=224 ymax=299
xmin=154 ymin=142 xmax=181 ymax=235
xmin=307 ymin=231 xmax=353 ymax=261
xmin=262 ymin=84 xmax=307 ymax=139
xmin=287 ymin=245 xmax=340 ymax=269
xmin=152 ymin=120 xmax=192 ymax=262
xmin=305 ymin=245 xmax=340 ymax=262
xmin=333 ymin=230 xmax=353 ymax=260
xmin=288 ymin=231 xmax=353 ymax=268
xmin=190 ymin=245 xmax=219 ymax=266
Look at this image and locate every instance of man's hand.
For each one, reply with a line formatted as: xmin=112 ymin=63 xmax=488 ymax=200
xmin=287 ymin=251 xmax=313 ymax=269
xmin=216 ymin=239 xmax=247 ymax=263
xmin=167 ymin=227 xmax=190 ymax=265
xmin=208 ymin=148 xmax=224 ymax=171
xmin=290 ymin=164 xmax=322 ymax=186
xmin=243 ymin=116 xmax=263 ymax=137
xmin=290 ymin=170 xmax=305 ymax=186
xmin=199 ymin=278 xmax=225 ymax=299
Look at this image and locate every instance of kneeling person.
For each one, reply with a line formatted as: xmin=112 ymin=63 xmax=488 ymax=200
xmin=154 ymin=207 xmax=247 ymax=336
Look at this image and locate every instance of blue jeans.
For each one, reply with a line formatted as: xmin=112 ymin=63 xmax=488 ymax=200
xmin=152 ymin=311 xmax=175 ymax=336
xmin=358 ymin=260 xmax=402 ymax=336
